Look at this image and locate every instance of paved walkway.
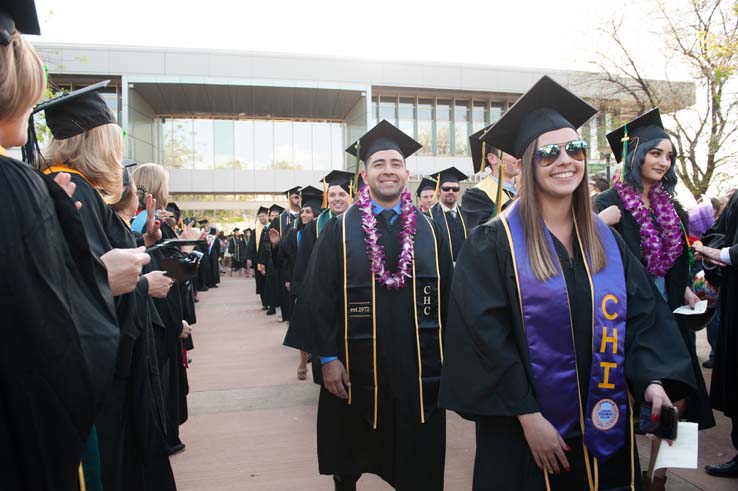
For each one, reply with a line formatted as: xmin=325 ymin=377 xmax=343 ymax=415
xmin=171 ymin=275 xmax=736 ymax=490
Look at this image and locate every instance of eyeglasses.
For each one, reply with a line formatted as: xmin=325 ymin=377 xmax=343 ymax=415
xmin=441 ymin=185 xmax=460 ymax=192
xmin=534 ymin=140 xmax=588 ymax=167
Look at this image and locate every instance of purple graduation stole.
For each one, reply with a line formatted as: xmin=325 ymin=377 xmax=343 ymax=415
xmin=501 ymin=201 xmax=628 ymax=461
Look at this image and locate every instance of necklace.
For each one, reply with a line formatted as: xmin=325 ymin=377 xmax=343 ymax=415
xmin=356 ymin=185 xmax=417 ymax=289
xmin=614 ymin=180 xmax=684 ymax=277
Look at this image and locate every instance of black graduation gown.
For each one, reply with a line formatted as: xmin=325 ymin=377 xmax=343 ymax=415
xmin=428 ymin=202 xmax=469 ymax=262
xmin=283 ymin=219 xmax=319 ymax=355
xmin=0 ymin=156 xmax=118 ymax=491
xmin=207 ymin=238 xmax=220 ymax=287
xmin=271 ymin=213 xmax=297 ymax=319
xmin=704 ymin=191 xmax=738 ymax=419
xmin=58 ymin=175 xmax=177 ymax=490
xmin=438 ymin=218 xmax=696 ymax=491
xmin=594 ymin=188 xmax=715 ymax=429
xmin=149 ymin=223 xmax=190 ymax=452
xmin=253 ymin=226 xmax=270 ymax=305
xmin=461 ymin=184 xmax=515 ymax=230
xmin=302 ymin=211 xmax=453 ymax=490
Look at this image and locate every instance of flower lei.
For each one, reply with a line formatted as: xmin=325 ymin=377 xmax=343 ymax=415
xmin=614 ymin=179 xmax=684 ymax=277
xmin=357 ymin=184 xmax=417 ymax=289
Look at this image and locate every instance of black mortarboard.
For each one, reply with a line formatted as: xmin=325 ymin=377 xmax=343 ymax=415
xmin=346 ymin=119 xmax=422 ymax=162
xmin=233 ymin=227 xmax=240 ymax=232
xmin=0 ymin=0 xmax=41 ymax=40
xmin=433 ymin=166 xmax=468 ymax=185
xmin=606 ymin=108 xmax=669 ymax=163
xmin=209 ymin=227 xmax=217 ymax=235
xmin=481 ymin=75 xmax=597 ymax=158
xmin=300 ymin=185 xmax=324 ymax=212
xmin=38 ymin=80 xmax=116 ymax=140
xmin=416 ymin=177 xmax=437 ymax=197
xmin=322 ymin=170 xmax=354 ymax=193
xmin=197 ymin=219 xmax=209 ymax=226
xmin=284 ymin=186 xmax=301 ymax=197
xmin=469 ymin=126 xmax=498 ymax=173
xmin=269 ymin=204 xmax=285 ymax=214
xmin=166 ymin=202 xmax=181 ymax=220
xmin=257 ymin=206 xmax=269 ymax=215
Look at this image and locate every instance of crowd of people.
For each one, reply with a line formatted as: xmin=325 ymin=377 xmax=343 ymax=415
xmin=2 ymin=2 xmax=738 ymax=491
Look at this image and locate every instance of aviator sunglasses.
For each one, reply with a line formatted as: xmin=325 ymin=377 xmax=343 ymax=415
xmin=440 ymin=185 xmax=460 ymax=192
xmin=534 ymin=140 xmax=588 ymax=167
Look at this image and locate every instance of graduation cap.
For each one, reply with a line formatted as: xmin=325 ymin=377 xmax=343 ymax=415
xmin=197 ymin=219 xmax=209 ymax=225
xmin=39 ymin=80 xmax=116 ymax=140
xmin=0 ymin=0 xmax=41 ymax=41
xmin=481 ymin=75 xmax=597 ymax=158
xmin=233 ymin=227 xmax=240 ymax=232
xmin=346 ymin=119 xmax=422 ymax=163
xmin=322 ymin=170 xmax=354 ymax=193
xmin=416 ymin=177 xmax=437 ymax=198
xmin=269 ymin=204 xmax=285 ymax=215
xmin=257 ymin=206 xmax=269 ymax=216
xmin=433 ymin=167 xmax=468 ymax=185
xmin=284 ymin=186 xmax=301 ymax=198
xmin=606 ymin=108 xmax=669 ymax=163
xmin=469 ymin=126 xmax=498 ymax=173
xmin=300 ymin=185 xmax=324 ymax=213
xmin=166 ymin=202 xmax=181 ymax=221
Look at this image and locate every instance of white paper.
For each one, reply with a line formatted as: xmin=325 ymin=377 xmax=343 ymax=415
xmin=653 ymin=422 xmax=699 ymax=472
xmin=672 ymin=300 xmax=708 ymax=316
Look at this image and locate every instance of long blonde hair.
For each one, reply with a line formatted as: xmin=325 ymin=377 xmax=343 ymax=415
xmin=515 ymin=137 xmax=606 ymax=281
xmin=131 ymin=163 xmax=169 ymax=209
xmin=44 ymin=123 xmax=124 ymax=202
xmin=0 ymin=32 xmax=45 ymax=122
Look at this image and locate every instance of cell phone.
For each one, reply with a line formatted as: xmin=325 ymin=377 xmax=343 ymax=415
xmin=637 ymin=404 xmax=679 ymax=440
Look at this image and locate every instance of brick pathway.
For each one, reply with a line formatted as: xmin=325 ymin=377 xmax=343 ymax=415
xmin=171 ymin=275 xmax=736 ymax=490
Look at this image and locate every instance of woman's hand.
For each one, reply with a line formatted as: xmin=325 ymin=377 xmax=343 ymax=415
xmin=518 ymin=413 xmax=570 ymax=474
xmin=643 ymin=383 xmax=676 ymax=444
xmin=683 ymin=287 xmax=700 ymax=309
xmin=598 ymin=205 xmax=622 ymax=226
xmin=144 ymin=270 xmax=174 ymax=298
xmin=178 ymin=220 xmax=205 ymax=253
xmin=269 ymin=228 xmax=280 ymax=246
xmin=53 ymin=172 xmax=82 ymax=209
xmin=101 ymin=247 xmax=151 ymax=296
xmin=143 ymin=193 xmax=162 ymax=247
xmin=180 ymin=320 xmax=192 ymax=339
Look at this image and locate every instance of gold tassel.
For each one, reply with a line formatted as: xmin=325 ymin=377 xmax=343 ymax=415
xmin=321 ymin=178 xmax=328 ymax=209
xmin=78 ymin=464 xmax=87 ymax=491
xmin=493 ymin=162 xmax=505 ymax=217
xmin=480 ymin=141 xmax=486 ymax=173
xmin=432 ymin=173 xmax=441 ymax=201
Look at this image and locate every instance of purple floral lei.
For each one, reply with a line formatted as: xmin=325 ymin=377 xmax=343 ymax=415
xmin=614 ymin=179 xmax=684 ymax=277
xmin=357 ymin=184 xmax=417 ymax=289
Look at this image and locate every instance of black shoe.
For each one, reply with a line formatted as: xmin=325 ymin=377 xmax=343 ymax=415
xmin=266 ymin=307 xmax=276 ymax=315
xmin=197 ymin=286 xmax=209 ymax=292
xmin=702 ymin=359 xmax=714 ymax=369
xmin=333 ymin=474 xmax=359 ymax=491
xmin=705 ymin=458 xmax=738 ymax=477
xmin=170 ymin=443 xmax=186 ymax=455
xmin=261 ymin=305 xmax=268 ymax=311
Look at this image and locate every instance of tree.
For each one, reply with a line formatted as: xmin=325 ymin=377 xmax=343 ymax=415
xmin=591 ymin=0 xmax=738 ymax=199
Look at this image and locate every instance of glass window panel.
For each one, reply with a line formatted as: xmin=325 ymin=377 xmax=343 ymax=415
xmin=193 ymin=119 xmax=213 ymax=169
xmin=274 ymin=121 xmax=293 ymax=170
xmin=213 ymin=120 xmax=235 ymax=169
xmin=313 ymin=123 xmax=332 ymax=170
xmin=164 ymin=118 xmax=193 ymax=169
xmin=436 ymin=99 xmax=452 ymax=156
xmin=454 ymin=100 xmax=470 ymax=156
xmin=371 ymin=96 xmax=379 ymax=127
xmin=417 ymin=98 xmax=433 ymax=156
xmin=254 ymin=120 xmax=274 ymax=170
xmin=472 ymin=101 xmax=487 ymax=132
xmin=398 ymin=97 xmax=415 ymax=139
xmin=379 ymin=96 xmax=397 ymax=125
xmin=234 ymin=120 xmax=254 ymax=170
xmin=490 ymin=103 xmax=504 ymax=124
xmin=293 ymin=121 xmax=312 ymax=171
xmin=331 ymin=123 xmax=343 ymax=170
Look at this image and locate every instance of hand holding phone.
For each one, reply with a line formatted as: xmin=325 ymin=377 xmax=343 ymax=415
xmin=638 ymin=404 xmax=679 ymax=440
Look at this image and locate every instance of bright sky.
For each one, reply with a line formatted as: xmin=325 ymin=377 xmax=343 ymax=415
xmin=33 ymin=0 xmax=677 ymax=76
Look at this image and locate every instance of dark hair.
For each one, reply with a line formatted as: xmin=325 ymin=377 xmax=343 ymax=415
xmin=593 ymin=177 xmax=610 ymax=193
xmin=622 ymin=137 xmax=677 ymax=193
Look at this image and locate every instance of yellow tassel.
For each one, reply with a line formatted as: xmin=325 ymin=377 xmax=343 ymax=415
xmin=349 ymin=181 xmax=354 ymax=202
xmin=480 ymin=141 xmax=486 ymax=173
xmin=432 ymin=173 xmax=441 ymax=201
xmin=493 ymin=163 xmax=505 ymax=217
xmin=78 ymin=463 xmax=87 ymax=491
xmin=321 ymin=178 xmax=328 ymax=209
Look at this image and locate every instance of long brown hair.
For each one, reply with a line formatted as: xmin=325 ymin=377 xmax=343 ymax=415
xmin=514 ymin=137 xmax=606 ymax=281
xmin=0 ymin=32 xmax=45 ymax=122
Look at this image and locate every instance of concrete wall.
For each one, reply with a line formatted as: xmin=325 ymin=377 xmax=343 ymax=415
xmin=126 ymin=88 xmax=157 ymax=162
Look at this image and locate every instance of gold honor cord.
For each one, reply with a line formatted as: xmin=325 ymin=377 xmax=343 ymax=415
xmin=493 ymin=162 xmax=505 ymax=217
xmin=371 ymin=268 xmax=379 ymax=429
xmin=341 ymin=213 xmax=351 ymax=406
xmin=78 ymin=464 xmax=86 ymax=491
xmin=432 ymin=173 xmax=441 ymax=202
xmin=353 ymin=140 xmax=362 ymax=196
xmin=321 ymin=178 xmax=328 ymax=209
xmin=411 ymin=259 xmax=426 ymax=423
xmin=423 ymin=214 xmax=444 ymax=364
xmin=480 ymin=141 xmax=486 ymax=173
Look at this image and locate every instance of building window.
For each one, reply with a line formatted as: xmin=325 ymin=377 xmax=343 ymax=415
xmin=214 ymin=120 xmax=235 ymax=169
xmin=436 ymin=99 xmax=452 ymax=156
xmin=398 ymin=97 xmax=416 ymax=139
xmin=234 ymin=120 xmax=254 ymax=170
xmin=331 ymin=123 xmax=344 ymax=169
xmin=162 ymin=118 xmax=194 ymax=169
xmin=379 ymin=95 xmax=397 ymax=125
xmin=490 ymin=103 xmax=504 ymax=124
xmin=253 ymin=120 xmax=273 ymax=170
xmin=472 ymin=101 xmax=488 ymax=133
xmin=417 ymin=98 xmax=434 ymax=156
xmin=273 ymin=120 xmax=294 ymax=169
xmin=193 ymin=119 xmax=214 ymax=169
xmin=293 ymin=121 xmax=312 ymax=170
xmin=454 ymin=100 xmax=470 ymax=156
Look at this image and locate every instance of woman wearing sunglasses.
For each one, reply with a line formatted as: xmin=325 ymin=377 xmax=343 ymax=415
xmin=439 ymin=76 xmax=695 ymax=490
xmin=594 ymin=109 xmax=715 ymax=489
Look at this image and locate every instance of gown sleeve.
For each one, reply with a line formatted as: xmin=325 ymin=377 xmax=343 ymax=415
xmin=461 ymin=187 xmax=496 ymax=229
xmin=439 ymin=220 xmax=541 ymax=419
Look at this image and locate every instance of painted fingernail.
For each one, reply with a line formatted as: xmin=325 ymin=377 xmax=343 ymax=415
xmin=652 ymin=414 xmax=659 ymax=422
xmin=565 ymin=444 xmax=572 ymax=451
xmin=565 ymin=466 xmax=571 ymax=473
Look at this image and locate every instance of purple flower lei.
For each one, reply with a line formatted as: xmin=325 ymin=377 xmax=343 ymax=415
xmin=614 ymin=179 xmax=684 ymax=277
xmin=357 ymin=184 xmax=417 ymax=290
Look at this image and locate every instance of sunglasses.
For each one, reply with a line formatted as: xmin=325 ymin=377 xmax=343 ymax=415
xmin=534 ymin=140 xmax=588 ymax=167
xmin=441 ymin=185 xmax=460 ymax=192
